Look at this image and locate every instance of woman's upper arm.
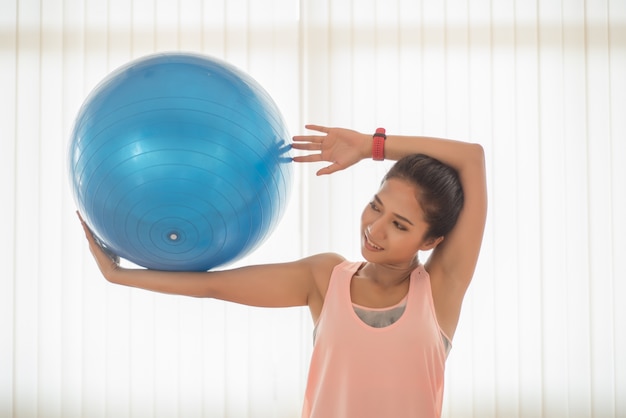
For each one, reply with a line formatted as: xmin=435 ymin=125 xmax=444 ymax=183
xmin=427 ymin=144 xmax=488 ymax=290
xmin=425 ymin=144 xmax=487 ymax=338
xmin=201 ymin=252 xmax=343 ymax=311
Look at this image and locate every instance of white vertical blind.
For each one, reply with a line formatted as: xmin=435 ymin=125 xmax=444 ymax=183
xmin=2 ymin=0 xmax=625 ymax=417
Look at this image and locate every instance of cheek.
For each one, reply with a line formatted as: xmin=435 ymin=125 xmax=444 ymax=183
xmin=395 ymin=229 xmax=426 ymax=248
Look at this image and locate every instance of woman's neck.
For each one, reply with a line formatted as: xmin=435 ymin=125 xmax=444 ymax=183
xmin=359 ymin=258 xmax=419 ymax=289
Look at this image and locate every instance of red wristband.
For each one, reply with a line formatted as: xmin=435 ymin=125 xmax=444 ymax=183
xmin=372 ymin=127 xmax=386 ymax=161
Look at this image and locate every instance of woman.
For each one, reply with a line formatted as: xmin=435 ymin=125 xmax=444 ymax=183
xmin=79 ymin=124 xmax=487 ymax=417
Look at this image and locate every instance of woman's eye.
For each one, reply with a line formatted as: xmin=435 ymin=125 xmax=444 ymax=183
xmin=394 ymin=221 xmax=407 ymax=231
xmin=369 ymin=202 xmax=380 ymax=212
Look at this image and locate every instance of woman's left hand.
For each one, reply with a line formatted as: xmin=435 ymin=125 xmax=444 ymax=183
xmin=292 ymin=125 xmax=371 ymax=175
xmin=77 ymin=211 xmax=121 ymax=279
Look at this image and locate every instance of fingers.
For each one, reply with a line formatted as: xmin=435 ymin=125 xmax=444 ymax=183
xmin=292 ymin=124 xmax=330 ymax=143
xmin=291 ymin=141 xmax=322 ymax=150
xmin=291 ymin=128 xmax=325 ymax=163
xmin=291 ymin=125 xmax=345 ymax=174
xmin=77 ymin=212 xmax=101 ymax=258
xmin=77 ymin=211 xmax=93 ymax=239
xmin=76 ymin=210 xmax=120 ymax=264
xmin=77 ymin=212 xmax=98 ymax=247
xmin=303 ymin=124 xmax=329 ymax=134
xmin=292 ymin=135 xmax=324 ymax=144
xmin=292 ymin=154 xmax=323 ymax=163
xmin=292 ymin=155 xmax=340 ymax=175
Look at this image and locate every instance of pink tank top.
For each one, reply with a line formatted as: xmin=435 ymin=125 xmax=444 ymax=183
xmin=302 ymin=261 xmax=447 ymax=418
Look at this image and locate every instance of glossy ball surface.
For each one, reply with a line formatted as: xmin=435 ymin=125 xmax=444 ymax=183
xmin=68 ymin=53 xmax=292 ymax=271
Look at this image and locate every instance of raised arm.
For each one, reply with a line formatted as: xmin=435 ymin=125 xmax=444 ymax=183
xmin=292 ymin=124 xmax=486 ymax=272
xmin=78 ymin=212 xmax=342 ymax=321
xmin=293 ymin=125 xmax=487 ymax=336
xmin=382 ymin=132 xmax=487 ymax=287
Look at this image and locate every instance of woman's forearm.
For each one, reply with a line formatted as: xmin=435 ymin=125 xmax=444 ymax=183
xmin=106 ymin=266 xmax=212 ymax=297
xmin=379 ymin=134 xmax=485 ymax=173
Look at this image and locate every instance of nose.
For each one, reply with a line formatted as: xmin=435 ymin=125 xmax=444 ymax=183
xmin=367 ymin=218 xmax=385 ymax=240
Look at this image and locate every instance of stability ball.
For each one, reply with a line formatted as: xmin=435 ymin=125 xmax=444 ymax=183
xmin=68 ymin=52 xmax=292 ymax=271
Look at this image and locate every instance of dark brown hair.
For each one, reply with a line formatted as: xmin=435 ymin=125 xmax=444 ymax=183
xmin=383 ymin=154 xmax=464 ymax=240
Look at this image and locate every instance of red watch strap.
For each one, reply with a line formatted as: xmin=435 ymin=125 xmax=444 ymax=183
xmin=372 ymin=127 xmax=386 ymax=161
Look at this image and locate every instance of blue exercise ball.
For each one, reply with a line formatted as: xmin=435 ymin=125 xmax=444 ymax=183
xmin=68 ymin=52 xmax=292 ymax=271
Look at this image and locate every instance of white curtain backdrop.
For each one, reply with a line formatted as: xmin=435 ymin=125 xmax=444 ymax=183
xmin=2 ymin=0 xmax=625 ymax=417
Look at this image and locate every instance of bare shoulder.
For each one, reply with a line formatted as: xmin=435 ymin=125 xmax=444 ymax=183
xmin=305 ymin=252 xmax=346 ymax=293
xmin=303 ymin=252 xmax=345 ymax=322
xmin=305 ymin=251 xmax=345 ymax=268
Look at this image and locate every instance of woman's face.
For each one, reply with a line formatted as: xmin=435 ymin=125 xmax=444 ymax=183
xmin=360 ymin=178 xmax=437 ymax=266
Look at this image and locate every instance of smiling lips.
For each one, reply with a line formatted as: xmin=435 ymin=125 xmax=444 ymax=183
xmin=364 ymin=230 xmax=384 ymax=251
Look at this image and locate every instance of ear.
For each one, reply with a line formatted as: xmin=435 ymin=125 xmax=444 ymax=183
xmin=420 ymin=236 xmax=444 ymax=251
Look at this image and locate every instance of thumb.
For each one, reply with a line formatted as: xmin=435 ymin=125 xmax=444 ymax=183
xmin=316 ymin=162 xmax=342 ymax=176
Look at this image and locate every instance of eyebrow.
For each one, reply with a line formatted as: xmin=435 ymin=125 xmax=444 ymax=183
xmin=374 ymin=195 xmax=415 ymax=226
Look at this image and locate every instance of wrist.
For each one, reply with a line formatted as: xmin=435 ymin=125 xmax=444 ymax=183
xmin=372 ymin=127 xmax=386 ymax=160
xmin=359 ymin=132 xmax=374 ymax=160
xmin=103 ymin=264 xmax=125 ymax=284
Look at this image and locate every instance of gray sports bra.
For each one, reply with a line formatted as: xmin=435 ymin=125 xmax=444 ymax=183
xmin=352 ymin=299 xmax=452 ymax=355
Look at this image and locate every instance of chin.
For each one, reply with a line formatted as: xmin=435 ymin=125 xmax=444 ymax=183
xmin=360 ymin=245 xmax=383 ymax=263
